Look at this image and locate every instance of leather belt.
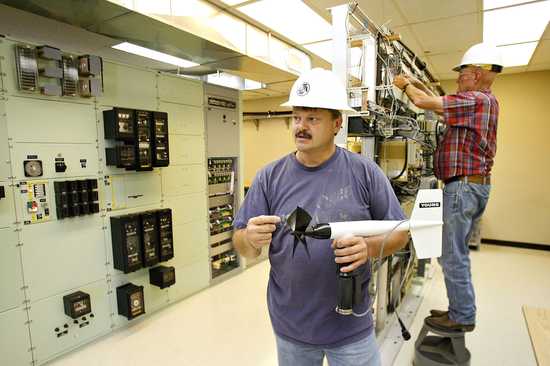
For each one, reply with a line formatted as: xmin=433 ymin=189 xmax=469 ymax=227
xmin=445 ymin=175 xmax=491 ymax=185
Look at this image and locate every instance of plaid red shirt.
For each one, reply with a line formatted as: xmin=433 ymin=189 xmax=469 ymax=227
xmin=435 ymin=89 xmax=499 ymax=181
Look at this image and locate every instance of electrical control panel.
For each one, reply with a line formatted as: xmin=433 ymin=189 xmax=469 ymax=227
xmin=103 ymin=108 xmax=169 ymax=171
xmin=208 ymin=158 xmax=239 ymax=278
xmin=152 ymin=112 xmax=170 ymax=167
xmin=149 ymin=266 xmax=176 ymax=289
xmin=157 ymin=209 xmax=174 ymax=262
xmin=105 ymin=145 xmax=135 ymax=169
xmin=103 ymin=108 xmax=135 ymax=142
xmin=14 ymin=43 xmax=102 ymax=98
xmin=140 ymin=211 xmax=160 ymax=267
xmin=116 ymin=283 xmax=145 ymax=320
xmin=63 ymin=291 xmax=92 ymax=319
xmin=110 ymin=209 xmax=174 ymax=273
xmin=110 ymin=214 xmax=143 ymax=273
xmin=18 ymin=180 xmax=51 ymax=225
xmin=209 ymin=203 xmax=233 ymax=236
xmin=134 ymin=110 xmax=153 ymax=171
xmin=54 ymin=179 xmax=99 ymax=219
xmin=1 ymin=36 xmax=212 ymax=365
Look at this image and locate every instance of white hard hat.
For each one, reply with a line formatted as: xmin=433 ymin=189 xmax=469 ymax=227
xmin=281 ymin=68 xmax=354 ymax=111
xmin=453 ymin=43 xmax=503 ymax=72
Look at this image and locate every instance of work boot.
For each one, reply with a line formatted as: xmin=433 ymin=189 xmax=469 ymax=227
xmin=425 ymin=313 xmax=475 ymax=333
xmin=430 ymin=309 xmax=448 ymax=317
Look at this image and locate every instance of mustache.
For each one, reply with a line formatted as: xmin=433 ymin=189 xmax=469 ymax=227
xmin=295 ymin=130 xmax=312 ymax=139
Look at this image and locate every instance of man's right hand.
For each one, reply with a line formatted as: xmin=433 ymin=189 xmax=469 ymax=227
xmin=245 ymin=215 xmax=281 ymax=250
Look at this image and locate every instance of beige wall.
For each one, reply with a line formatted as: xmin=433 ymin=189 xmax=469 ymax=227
xmin=242 ymin=96 xmax=295 ymax=186
xmin=441 ymin=70 xmax=550 ymax=245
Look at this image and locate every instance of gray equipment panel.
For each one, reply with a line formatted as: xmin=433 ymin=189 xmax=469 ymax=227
xmin=158 ymin=74 xmax=203 ymax=107
xmin=205 ymin=85 xmax=240 ymax=157
xmin=0 ymin=227 xmax=24 ymax=313
xmin=98 ymin=62 xmax=157 ymax=110
xmin=5 ymin=96 xmax=97 ymax=144
xmin=0 ymin=101 xmax=11 ymax=181
xmin=168 ymin=259 xmax=210 ymax=303
xmin=0 ymin=182 xmax=15 ymax=228
xmin=168 ymin=219 xmax=209 ymax=269
xmin=161 ymin=164 xmax=207 ymax=197
xmin=28 ymin=280 xmax=111 ymax=365
xmin=166 ymin=193 xmax=208 ymax=227
xmin=103 ymin=172 xmax=162 ymax=212
xmin=159 ymin=102 xmax=205 ymax=136
xmin=20 ymin=215 xmax=107 ymax=302
xmin=0 ymin=307 xmax=33 ymax=366
xmin=11 ymin=143 xmax=98 ymax=180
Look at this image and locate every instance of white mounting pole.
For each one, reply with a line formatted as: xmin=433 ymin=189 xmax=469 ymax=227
xmin=330 ymin=4 xmax=349 ymax=148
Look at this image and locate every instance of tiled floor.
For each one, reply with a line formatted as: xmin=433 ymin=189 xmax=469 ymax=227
xmin=49 ymin=245 xmax=550 ymax=366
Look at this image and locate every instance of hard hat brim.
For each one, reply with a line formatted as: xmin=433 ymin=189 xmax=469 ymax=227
xmin=280 ymin=100 xmax=355 ymax=112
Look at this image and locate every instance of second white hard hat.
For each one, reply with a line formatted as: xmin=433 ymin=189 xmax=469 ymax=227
xmin=453 ymin=43 xmax=504 ymax=72
xmin=281 ymin=68 xmax=354 ymax=111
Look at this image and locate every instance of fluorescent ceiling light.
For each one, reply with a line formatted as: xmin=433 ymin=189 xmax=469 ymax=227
xmin=112 ymin=42 xmax=199 ymax=68
xmin=238 ymin=0 xmax=332 ymax=45
xmin=498 ymin=42 xmax=538 ymax=67
xmin=207 ymin=72 xmax=265 ymax=90
xmin=483 ymin=0 xmax=534 ymax=10
xmin=483 ymin=1 xmax=550 ymax=45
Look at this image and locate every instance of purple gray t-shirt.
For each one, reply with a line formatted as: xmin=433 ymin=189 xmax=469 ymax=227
xmin=234 ymin=146 xmax=405 ymax=347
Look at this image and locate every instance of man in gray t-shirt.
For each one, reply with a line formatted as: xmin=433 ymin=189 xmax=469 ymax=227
xmin=233 ymin=68 xmax=408 ymax=366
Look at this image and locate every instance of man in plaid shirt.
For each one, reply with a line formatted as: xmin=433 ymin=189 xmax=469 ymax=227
xmin=393 ymin=43 xmax=503 ymax=333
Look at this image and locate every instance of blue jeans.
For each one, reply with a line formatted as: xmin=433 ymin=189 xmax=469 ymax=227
xmin=439 ymin=181 xmax=490 ymax=324
xmin=275 ymin=332 xmax=381 ymax=366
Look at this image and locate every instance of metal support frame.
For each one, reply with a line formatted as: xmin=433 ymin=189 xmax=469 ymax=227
xmin=330 ymin=4 xmax=349 ymax=148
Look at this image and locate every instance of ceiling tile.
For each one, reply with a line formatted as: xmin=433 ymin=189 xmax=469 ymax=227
xmin=305 ymin=0 xmax=407 ymax=28
xmin=393 ymin=25 xmax=425 ymax=56
xmin=530 ymin=39 xmax=550 ymax=65
xmin=410 ymin=13 xmax=482 ymax=54
xmin=426 ymin=51 xmax=464 ymax=75
xmin=393 ymin=0 xmax=479 ymax=24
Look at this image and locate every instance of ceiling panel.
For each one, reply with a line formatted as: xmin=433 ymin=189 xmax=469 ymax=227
xmin=392 ymin=25 xmax=425 ymax=57
xmin=426 ymin=51 xmax=463 ymax=75
xmin=529 ymin=39 xmax=550 ymax=66
xmin=410 ymin=13 xmax=482 ymax=54
xmin=307 ymin=0 xmax=407 ymax=28
xmin=393 ymin=0 xmax=479 ymax=24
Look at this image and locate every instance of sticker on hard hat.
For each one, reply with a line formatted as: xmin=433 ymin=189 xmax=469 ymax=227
xmin=297 ymin=82 xmax=310 ymax=96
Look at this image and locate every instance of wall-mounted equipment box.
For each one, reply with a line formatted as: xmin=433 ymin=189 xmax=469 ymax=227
xmin=140 ymin=211 xmax=160 ymax=267
xmin=54 ymin=179 xmax=99 ymax=219
xmin=157 ymin=209 xmax=174 ymax=262
xmin=111 ymin=215 xmax=143 ymax=273
xmin=134 ymin=110 xmax=154 ymax=171
xmin=149 ymin=265 xmax=176 ymax=289
xmin=19 ymin=180 xmax=51 ymax=225
xmin=63 ymin=291 xmax=92 ymax=319
xmin=103 ymin=108 xmax=135 ymax=142
xmin=152 ymin=112 xmax=170 ymax=167
xmin=106 ymin=145 xmax=135 ymax=169
xmin=78 ymin=55 xmax=101 ymax=77
xmin=116 ymin=283 xmax=145 ymax=320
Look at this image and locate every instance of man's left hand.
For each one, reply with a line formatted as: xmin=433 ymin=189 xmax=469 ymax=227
xmin=332 ymin=236 xmax=371 ymax=273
